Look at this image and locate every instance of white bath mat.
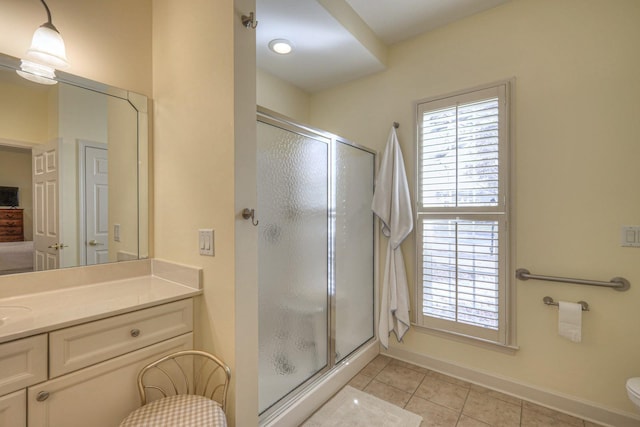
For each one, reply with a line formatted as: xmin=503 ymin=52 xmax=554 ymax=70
xmin=301 ymin=385 xmax=422 ymax=427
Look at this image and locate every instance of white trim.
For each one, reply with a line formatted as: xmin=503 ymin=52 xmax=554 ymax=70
xmin=383 ymin=346 xmax=640 ymax=427
xmin=414 ymin=79 xmax=515 ymax=346
xmin=411 ymin=321 xmax=519 ymax=355
xmin=0 ymin=138 xmax=37 ymax=150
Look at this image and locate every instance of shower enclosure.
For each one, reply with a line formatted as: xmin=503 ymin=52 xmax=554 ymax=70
xmin=257 ymin=109 xmax=376 ymax=420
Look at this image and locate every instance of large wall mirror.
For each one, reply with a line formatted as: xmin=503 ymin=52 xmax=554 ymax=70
xmin=0 ymin=53 xmax=148 ymax=276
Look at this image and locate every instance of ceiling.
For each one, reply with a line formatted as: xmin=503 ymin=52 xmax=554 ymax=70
xmin=256 ymin=0 xmax=511 ymax=93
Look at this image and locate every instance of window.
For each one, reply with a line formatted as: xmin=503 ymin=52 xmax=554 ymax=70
xmin=415 ymin=82 xmax=511 ymax=344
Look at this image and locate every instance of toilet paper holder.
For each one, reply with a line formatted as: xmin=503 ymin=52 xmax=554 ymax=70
xmin=543 ymin=296 xmax=589 ymax=311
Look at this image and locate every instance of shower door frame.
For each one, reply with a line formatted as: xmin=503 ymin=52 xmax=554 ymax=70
xmin=257 ymin=107 xmax=378 ymax=423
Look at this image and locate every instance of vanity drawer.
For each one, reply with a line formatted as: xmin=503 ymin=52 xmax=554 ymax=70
xmin=49 ymin=299 xmax=193 ymax=377
xmin=0 ymin=334 xmax=47 ymax=396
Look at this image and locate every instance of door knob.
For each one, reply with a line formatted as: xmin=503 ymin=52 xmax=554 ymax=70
xmin=48 ymin=243 xmax=69 ymax=250
xmin=88 ymin=240 xmax=104 ymax=246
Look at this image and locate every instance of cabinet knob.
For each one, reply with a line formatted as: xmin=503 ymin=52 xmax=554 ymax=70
xmin=36 ymin=391 xmax=50 ymax=402
xmin=130 ymin=328 xmax=141 ymax=337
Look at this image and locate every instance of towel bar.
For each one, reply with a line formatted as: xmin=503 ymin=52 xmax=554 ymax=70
xmin=543 ymin=296 xmax=589 ymax=311
xmin=516 ymin=268 xmax=630 ymax=291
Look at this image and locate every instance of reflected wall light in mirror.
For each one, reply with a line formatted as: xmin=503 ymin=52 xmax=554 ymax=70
xmin=0 ymin=52 xmax=149 ymax=278
xmin=16 ymin=0 xmax=68 ymax=85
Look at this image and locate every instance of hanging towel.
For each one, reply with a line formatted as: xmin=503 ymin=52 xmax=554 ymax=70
xmin=558 ymin=301 xmax=582 ymax=343
xmin=372 ymin=127 xmax=413 ymax=349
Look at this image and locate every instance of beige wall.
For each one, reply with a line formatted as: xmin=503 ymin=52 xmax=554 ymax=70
xmin=257 ymin=68 xmax=311 ymax=124
xmin=0 ymin=0 xmax=152 ymax=97
xmin=152 ymin=0 xmax=248 ymax=424
xmin=107 ymin=97 xmax=140 ymax=262
xmin=308 ymin=0 xmax=640 ymax=415
xmin=0 ymin=74 xmax=50 ymax=144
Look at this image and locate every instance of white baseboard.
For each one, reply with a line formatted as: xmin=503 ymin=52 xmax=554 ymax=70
xmin=383 ymin=346 xmax=640 ymax=427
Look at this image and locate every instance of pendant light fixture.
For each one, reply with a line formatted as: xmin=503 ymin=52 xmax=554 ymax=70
xmin=17 ymin=0 xmax=69 ymax=85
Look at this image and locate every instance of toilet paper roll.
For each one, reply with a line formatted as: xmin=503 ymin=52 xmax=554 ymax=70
xmin=558 ymin=301 xmax=582 ymax=342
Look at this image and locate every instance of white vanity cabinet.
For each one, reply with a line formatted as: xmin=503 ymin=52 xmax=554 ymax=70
xmin=0 ymin=298 xmax=194 ymax=427
xmin=0 ymin=334 xmax=47 ymax=426
xmin=28 ymin=334 xmax=192 ymax=427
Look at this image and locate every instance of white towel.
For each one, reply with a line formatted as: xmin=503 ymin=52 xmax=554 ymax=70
xmin=372 ymin=127 xmax=413 ymax=349
xmin=558 ymin=301 xmax=582 ymax=342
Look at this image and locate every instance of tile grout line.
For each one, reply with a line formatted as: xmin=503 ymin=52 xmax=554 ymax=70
xmin=359 ymin=356 xmax=604 ymax=427
xmin=454 ymin=388 xmax=470 ymax=426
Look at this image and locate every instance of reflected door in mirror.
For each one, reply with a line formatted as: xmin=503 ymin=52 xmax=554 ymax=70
xmin=83 ymin=145 xmax=108 ymax=265
xmin=33 ymin=141 xmax=61 ymax=271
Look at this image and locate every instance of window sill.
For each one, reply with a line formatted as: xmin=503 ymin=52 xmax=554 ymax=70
xmin=411 ymin=323 xmax=519 ymax=355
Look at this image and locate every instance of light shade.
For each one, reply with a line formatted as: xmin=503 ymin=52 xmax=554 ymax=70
xmin=268 ymin=39 xmax=294 ymax=55
xmin=16 ymin=60 xmax=57 ymax=85
xmin=24 ymin=23 xmax=68 ymax=69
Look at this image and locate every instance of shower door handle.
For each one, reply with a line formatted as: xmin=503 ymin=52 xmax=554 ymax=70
xmin=242 ymin=208 xmax=259 ymax=226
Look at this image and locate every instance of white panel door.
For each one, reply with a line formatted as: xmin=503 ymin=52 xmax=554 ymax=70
xmin=84 ymin=146 xmax=109 ymax=265
xmin=32 ymin=141 xmax=62 ymax=271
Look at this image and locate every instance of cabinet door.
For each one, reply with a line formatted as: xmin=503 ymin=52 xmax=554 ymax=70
xmin=28 ymin=333 xmax=192 ymax=427
xmin=0 ymin=334 xmax=47 ymax=396
xmin=0 ymin=390 xmax=26 ymax=427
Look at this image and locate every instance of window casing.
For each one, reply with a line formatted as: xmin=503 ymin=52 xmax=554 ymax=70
xmin=415 ymin=83 xmax=511 ymax=345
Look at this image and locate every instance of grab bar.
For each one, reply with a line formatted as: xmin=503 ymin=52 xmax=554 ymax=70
xmin=516 ymin=268 xmax=630 ymax=292
xmin=543 ymin=296 xmax=589 ymax=311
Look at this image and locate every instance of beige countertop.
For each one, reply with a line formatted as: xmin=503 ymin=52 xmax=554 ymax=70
xmin=0 ymin=259 xmax=202 ymax=344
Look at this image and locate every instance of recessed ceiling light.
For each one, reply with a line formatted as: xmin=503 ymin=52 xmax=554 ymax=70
xmin=268 ymin=39 xmax=293 ymax=55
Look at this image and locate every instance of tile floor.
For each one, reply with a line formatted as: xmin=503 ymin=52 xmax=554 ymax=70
xmin=345 ymin=355 xmax=604 ymax=427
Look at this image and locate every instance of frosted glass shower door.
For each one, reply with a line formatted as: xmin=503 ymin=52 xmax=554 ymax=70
xmin=257 ymin=121 xmax=329 ymax=414
xmin=334 ymin=141 xmax=375 ymax=362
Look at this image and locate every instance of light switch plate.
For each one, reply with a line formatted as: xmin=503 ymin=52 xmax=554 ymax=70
xmin=199 ymin=229 xmax=215 ymax=256
xmin=621 ymin=226 xmax=640 ymax=247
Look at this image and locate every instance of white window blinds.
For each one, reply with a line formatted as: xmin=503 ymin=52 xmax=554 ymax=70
xmin=420 ymin=98 xmax=500 ymax=208
xmin=416 ymin=84 xmax=510 ymax=344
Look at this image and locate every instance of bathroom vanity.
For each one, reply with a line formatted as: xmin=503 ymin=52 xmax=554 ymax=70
xmin=0 ymin=259 xmax=201 ymax=427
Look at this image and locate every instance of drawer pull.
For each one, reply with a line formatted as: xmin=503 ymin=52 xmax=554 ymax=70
xmin=36 ymin=391 xmax=50 ymax=402
xmin=130 ymin=328 xmax=141 ymax=337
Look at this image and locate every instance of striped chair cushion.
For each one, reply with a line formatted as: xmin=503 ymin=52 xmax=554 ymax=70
xmin=120 ymin=394 xmax=227 ymax=427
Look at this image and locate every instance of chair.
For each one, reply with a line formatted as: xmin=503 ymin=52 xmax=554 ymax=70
xmin=120 ymin=350 xmax=231 ymax=427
